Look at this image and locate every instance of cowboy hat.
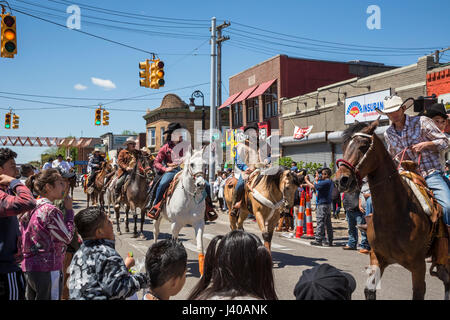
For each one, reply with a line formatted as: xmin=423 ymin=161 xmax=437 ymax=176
xmin=123 ymin=137 xmax=136 ymax=145
xmin=424 ymin=103 xmax=448 ymax=119
xmin=140 ymin=146 xmax=150 ymax=153
xmin=93 ymin=148 xmax=101 ymax=152
xmin=163 ymin=122 xmax=182 ymax=134
xmin=376 ymin=95 xmax=405 ymax=115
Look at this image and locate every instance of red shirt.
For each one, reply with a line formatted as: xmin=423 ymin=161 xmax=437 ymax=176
xmin=154 ymin=141 xmax=185 ymax=174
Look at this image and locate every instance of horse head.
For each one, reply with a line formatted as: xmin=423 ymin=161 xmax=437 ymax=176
xmin=335 ymin=119 xmax=380 ymax=192
xmin=183 ymin=147 xmax=207 ymax=191
xmin=279 ymin=168 xmax=301 ymax=208
xmin=136 ymin=151 xmax=154 ymax=181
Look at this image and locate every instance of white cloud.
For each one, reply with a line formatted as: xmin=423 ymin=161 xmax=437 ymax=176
xmin=74 ymin=83 xmax=87 ymax=90
xmin=91 ymin=77 xmax=116 ymax=90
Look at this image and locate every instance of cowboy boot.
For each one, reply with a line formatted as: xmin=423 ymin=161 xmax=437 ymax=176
xmin=204 ymin=196 xmax=218 ymax=222
xmin=357 ymin=214 xmax=372 ymax=231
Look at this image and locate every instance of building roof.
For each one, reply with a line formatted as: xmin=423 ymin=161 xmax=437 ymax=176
xmin=156 ymin=94 xmax=188 ymax=110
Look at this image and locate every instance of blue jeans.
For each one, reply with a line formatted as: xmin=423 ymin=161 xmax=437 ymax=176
xmin=365 ymin=196 xmax=373 ymax=217
xmin=425 ymin=171 xmax=450 ymax=225
xmin=346 ymin=209 xmax=370 ymax=250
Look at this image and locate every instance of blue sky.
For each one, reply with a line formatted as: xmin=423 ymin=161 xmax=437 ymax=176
xmin=1 ymin=0 xmax=449 ymax=163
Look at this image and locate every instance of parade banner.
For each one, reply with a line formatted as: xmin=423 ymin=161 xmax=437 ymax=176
xmin=345 ymin=89 xmax=390 ymax=124
xmin=293 ymin=125 xmax=313 ymax=140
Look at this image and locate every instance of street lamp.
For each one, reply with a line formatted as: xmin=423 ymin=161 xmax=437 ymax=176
xmin=189 ymin=90 xmax=205 ymax=130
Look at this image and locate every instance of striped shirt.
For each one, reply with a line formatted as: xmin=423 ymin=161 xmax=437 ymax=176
xmin=384 ymin=115 xmax=450 ymax=177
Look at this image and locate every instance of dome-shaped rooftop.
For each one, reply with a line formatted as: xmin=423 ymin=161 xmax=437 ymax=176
xmin=157 ymin=94 xmax=188 ymax=110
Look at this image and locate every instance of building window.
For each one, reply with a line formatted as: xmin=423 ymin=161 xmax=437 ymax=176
xmin=147 ymin=127 xmax=156 ymax=147
xmin=232 ymin=102 xmax=243 ymax=127
xmin=263 ymin=82 xmax=278 ymax=119
xmin=160 ymin=127 xmax=165 ymax=146
xmin=246 ymin=98 xmax=259 ymax=123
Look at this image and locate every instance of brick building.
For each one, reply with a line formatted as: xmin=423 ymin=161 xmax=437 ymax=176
xmin=427 ymin=62 xmax=450 ymax=133
xmin=143 ymin=93 xmax=228 ymax=153
xmin=280 ymin=55 xmax=439 ymax=167
xmin=219 ymin=54 xmax=396 ymax=138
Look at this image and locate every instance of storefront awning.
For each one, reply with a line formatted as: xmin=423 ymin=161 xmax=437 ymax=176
xmin=232 ymin=84 xmax=259 ymax=104
xmin=247 ymin=79 xmax=276 ymax=100
xmin=218 ymin=92 xmax=242 ymax=110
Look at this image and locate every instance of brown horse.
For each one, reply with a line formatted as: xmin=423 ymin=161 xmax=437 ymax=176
xmin=224 ymin=167 xmax=299 ymax=252
xmin=87 ymin=161 xmax=114 ymax=208
xmin=335 ymin=119 xmax=449 ymax=300
xmin=114 ymin=151 xmax=154 ymax=238
xmin=67 ymin=173 xmax=76 ymax=199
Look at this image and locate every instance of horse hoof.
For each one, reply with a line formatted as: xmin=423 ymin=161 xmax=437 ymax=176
xmin=125 ymin=227 xmax=130 ymax=233
xmin=133 ymin=232 xmax=139 ymax=238
xmin=117 ymin=230 xmax=122 ymax=235
xmin=139 ymin=233 xmax=146 ymax=240
xmin=364 ymin=288 xmax=376 ymax=300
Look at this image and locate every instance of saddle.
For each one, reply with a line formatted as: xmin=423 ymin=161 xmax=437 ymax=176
xmin=147 ymin=171 xmax=183 ymax=218
xmin=400 ymin=161 xmax=449 ymax=265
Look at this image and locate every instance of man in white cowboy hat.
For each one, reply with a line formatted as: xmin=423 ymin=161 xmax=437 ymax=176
xmin=376 ymin=95 xmax=450 ymax=226
xmin=66 ymin=156 xmax=74 ymax=171
xmin=114 ymin=137 xmax=137 ymax=202
xmin=86 ymin=147 xmax=106 ymax=188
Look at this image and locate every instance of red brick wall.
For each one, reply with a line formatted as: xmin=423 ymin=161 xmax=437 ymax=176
xmin=427 ymin=67 xmax=450 ymax=97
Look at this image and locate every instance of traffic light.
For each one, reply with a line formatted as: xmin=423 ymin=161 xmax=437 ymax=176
xmin=102 ymin=109 xmax=109 ymax=125
xmin=150 ymin=59 xmax=165 ymax=89
xmin=4 ymin=112 xmax=11 ymax=129
xmin=95 ymin=108 xmax=102 ymax=125
xmin=139 ymin=59 xmax=150 ymax=88
xmin=1 ymin=14 xmax=17 ymax=58
xmin=12 ymin=113 xmax=19 ymax=129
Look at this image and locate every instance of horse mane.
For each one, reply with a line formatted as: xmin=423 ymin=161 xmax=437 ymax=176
xmin=260 ymin=166 xmax=288 ymax=187
xmin=343 ymin=122 xmax=369 ymax=146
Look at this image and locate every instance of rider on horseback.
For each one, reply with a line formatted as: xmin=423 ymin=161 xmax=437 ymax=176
xmin=145 ymin=122 xmax=217 ymax=221
xmin=52 ymin=154 xmax=71 ymax=173
xmin=229 ymin=123 xmax=271 ymax=218
xmin=359 ymin=95 xmax=450 ymax=229
xmin=86 ymin=148 xmax=105 ymax=188
xmin=114 ymin=138 xmax=138 ymax=202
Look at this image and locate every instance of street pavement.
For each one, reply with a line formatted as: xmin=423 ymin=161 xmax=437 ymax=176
xmin=71 ymin=187 xmax=445 ymax=300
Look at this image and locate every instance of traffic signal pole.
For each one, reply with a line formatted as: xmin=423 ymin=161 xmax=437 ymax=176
xmin=209 ymin=17 xmax=217 ymax=185
xmin=216 ymin=21 xmax=230 ymax=131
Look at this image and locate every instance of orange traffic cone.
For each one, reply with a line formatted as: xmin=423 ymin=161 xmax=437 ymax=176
xmin=304 ymin=189 xmax=315 ymax=239
xmin=295 ymin=191 xmax=305 ymax=238
xmin=198 ymin=253 xmax=205 ymax=276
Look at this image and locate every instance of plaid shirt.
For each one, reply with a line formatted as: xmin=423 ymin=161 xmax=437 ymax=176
xmin=384 ymin=115 xmax=450 ymax=177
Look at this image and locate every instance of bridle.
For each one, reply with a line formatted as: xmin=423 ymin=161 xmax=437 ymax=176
xmin=181 ymin=155 xmax=207 ymax=204
xmin=336 ymin=132 xmax=374 ymax=189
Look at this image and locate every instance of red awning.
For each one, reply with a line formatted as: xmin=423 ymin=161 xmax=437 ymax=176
xmin=232 ymin=84 xmax=259 ymax=104
xmin=218 ymin=91 xmax=242 ymax=110
xmin=247 ymin=79 xmax=276 ymax=100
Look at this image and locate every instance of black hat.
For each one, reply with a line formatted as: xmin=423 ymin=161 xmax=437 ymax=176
xmin=243 ymin=123 xmax=259 ymax=133
xmin=424 ymin=103 xmax=448 ymax=119
xmin=293 ymin=263 xmax=356 ymax=300
xmin=163 ymin=122 xmax=182 ymax=134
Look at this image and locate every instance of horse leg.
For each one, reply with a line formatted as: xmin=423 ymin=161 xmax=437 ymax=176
xmin=411 ymin=260 xmax=426 ymax=300
xmin=364 ymin=251 xmax=387 ymax=300
xmin=133 ymin=207 xmax=138 ymax=238
xmin=114 ymin=205 xmax=121 ymax=235
xmin=125 ymin=204 xmax=130 ymax=233
xmin=193 ymin=222 xmax=205 ymax=275
xmin=139 ymin=207 xmax=146 ymax=240
xmin=153 ymin=215 xmax=162 ymax=243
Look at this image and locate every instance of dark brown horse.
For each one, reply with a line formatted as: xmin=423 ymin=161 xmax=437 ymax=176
xmin=335 ymin=119 xmax=449 ymax=300
xmin=67 ymin=173 xmax=76 ymax=199
xmin=114 ymin=151 xmax=154 ymax=238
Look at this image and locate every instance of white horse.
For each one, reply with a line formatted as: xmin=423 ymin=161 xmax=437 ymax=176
xmin=153 ymin=147 xmax=208 ymax=275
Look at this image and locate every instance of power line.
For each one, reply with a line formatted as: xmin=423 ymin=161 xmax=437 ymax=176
xmin=12 ymin=7 xmax=159 ymax=55
xmin=230 ymin=20 xmax=444 ymax=51
xmin=47 ymin=0 xmax=210 ymax=24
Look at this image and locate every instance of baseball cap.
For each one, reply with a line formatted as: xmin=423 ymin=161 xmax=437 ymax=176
xmin=293 ymin=263 xmax=356 ymax=300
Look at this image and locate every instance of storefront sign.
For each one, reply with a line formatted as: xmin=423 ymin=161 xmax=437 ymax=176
xmin=345 ymin=89 xmax=390 ymax=124
xmin=293 ymin=125 xmax=313 ymax=140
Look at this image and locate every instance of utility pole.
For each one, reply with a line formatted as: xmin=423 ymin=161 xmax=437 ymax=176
xmin=432 ymin=47 xmax=450 ymax=64
xmin=216 ymin=21 xmax=230 ymax=131
xmin=209 ymin=17 xmax=217 ymax=185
